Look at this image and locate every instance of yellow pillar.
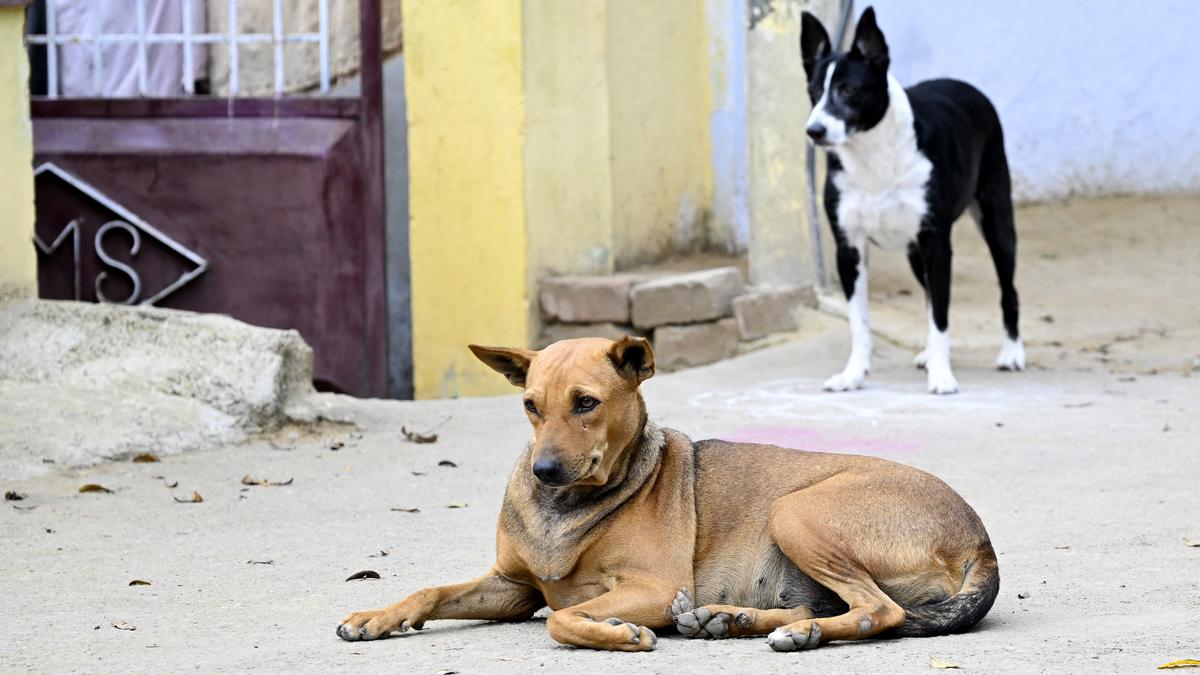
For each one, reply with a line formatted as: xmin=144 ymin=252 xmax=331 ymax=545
xmin=404 ymin=0 xmax=529 ymax=398
xmin=0 ymin=5 xmax=36 ymax=300
xmin=404 ymin=0 xmax=715 ymax=398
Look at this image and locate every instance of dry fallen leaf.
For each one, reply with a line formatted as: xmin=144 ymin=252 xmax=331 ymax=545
xmin=345 ymin=570 xmax=381 ymax=582
xmin=79 ymin=484 xmax=114 ymax=494
xmin=173 ymin=491 xmax=204 ymax=504
xmin=390 ymin=507 xmax=420 ymax=513
xmin=241 ymin=475 xmax=294 ymax=487
xmin=132 ymin=453 xmax=160 ymax=463
xmin=929 ymin=656 xmax=961 ymax=669
xmin=154 ymin=476 xmax=179 ymax=488
xmin=1158 ymin=661 xmax=1200 ymax=670
xmin=1184 ymin=538 xmax=1200 ymax=548
xmin=402 ymin=426 xmax=438 ymax=444
xmin=128 ymin=580 xmax=151 ymax=586
xmin=446 ymin=502 xmax=468 ymax=509
xmin=111 ymin=620 xmax=136 ymax=631
xmin=437 ymin=460 xmax=458 ymax=468
xmin=4 ymin=490 xmax=26 ymax=501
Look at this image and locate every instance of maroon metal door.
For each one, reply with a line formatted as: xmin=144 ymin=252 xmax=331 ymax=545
xmin=28 ymin=0 xmax=388 ymax=397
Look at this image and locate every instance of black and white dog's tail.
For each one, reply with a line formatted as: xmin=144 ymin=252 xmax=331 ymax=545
xmin=892 ymin=551 xmax=1000 ymax=637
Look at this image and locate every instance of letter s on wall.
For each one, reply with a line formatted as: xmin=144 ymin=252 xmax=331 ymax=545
xmin=94 ymin=220 xmax=143 ymax=305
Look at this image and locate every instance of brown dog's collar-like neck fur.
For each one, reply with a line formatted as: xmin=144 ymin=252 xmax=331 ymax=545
xmin=501 ymin=416 xmax=669 ymax=582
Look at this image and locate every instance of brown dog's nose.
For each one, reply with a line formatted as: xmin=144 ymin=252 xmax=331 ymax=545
xmin=532 ymin=457 xmax=568 ymax=485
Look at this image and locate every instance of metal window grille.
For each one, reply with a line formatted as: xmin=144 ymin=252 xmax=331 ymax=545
xmin=25 ymin=0 xmax=333 ymax=98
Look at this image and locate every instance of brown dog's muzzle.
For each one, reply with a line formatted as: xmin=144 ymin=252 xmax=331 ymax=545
xmin=532 ymin=445 xmax=587 ymax=486
xmin=532 ymin=452 xmax=570 ymax=485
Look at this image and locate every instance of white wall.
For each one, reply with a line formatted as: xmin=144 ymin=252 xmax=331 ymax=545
xmin=872 ymin=0 xmax=1200 ymax=202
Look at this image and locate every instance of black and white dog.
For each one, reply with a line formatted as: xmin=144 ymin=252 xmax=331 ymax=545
xmin=801 ymin=7 xmax=1023 ymax=394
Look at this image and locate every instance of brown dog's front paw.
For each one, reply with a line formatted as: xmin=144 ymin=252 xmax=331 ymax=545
xmin=600 ymin=617 xmax=658 ymax=651
xmin=336 ymin=608 xmax=418 ymax=642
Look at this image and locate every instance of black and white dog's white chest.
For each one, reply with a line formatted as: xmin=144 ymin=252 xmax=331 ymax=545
xmin=829 ymin=76 xmax=933 ymax=251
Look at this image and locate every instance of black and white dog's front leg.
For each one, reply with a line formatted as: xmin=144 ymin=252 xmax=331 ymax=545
xmin=916 ymin=228 xmax=959 ymax=394
xmin=825 ymin=240 xmax=872 ymax=392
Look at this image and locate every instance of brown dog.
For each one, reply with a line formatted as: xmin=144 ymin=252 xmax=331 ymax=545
xmin=337 ymin=337 xmax=998 ymax=651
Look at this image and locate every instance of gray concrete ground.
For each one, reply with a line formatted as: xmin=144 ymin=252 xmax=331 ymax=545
xmin=3 ymin=331 xmax=1198 ymax=673
xmin=2 ymin=196 xmax=1199 ymax=673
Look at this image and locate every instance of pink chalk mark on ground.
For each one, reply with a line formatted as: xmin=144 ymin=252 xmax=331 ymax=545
xmin=723 ymin=426 xmax=919 ymax=457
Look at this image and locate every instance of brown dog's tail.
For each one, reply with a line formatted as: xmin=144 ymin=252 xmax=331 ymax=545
xmin=892 ymin=548 xmax=1000 ymax=638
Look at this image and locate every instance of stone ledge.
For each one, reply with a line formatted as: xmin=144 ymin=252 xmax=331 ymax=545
xmin=535 ymin=322 xmax=644 ymax=349
xmin=0 ymin=299 xmax=316 ymax=479
xmin=732 ymin=285 xmax=818 ymax=341
xmin=653 ymin=318 xmax=739 ymax=371
xmin=539 ymin=275 xmax=640 ymax=324
xmin=630 ymin=267 xmax=745 ymax=329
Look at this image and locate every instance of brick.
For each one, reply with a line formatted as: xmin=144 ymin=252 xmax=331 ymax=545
xmin=653 ymin=319 xmax=739 ymax=371
xmin=535 ymin=323 xmax=642 ymax=349
xmin=539 ymin=275 xmax=638 ymax=323
xmin=731 ymin=285 xmax=817 ymax=341
xmin=629 ymin=267 xmax=745 ymax=329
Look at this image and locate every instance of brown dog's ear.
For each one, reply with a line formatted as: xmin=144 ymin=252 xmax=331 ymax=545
xmin=468 ymin=344 xmax=536 ymax=387
xmin=608 ymin=336 xmax=655 ymax=384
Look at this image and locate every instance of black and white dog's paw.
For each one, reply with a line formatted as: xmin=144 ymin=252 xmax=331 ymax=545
xmin=926 ymin=365 xmax=959 ymax=395
xmin=913 ymin=348 xmax=929 ymax=369
xmin=823 ymin=368 xmax=867 ymax=392
xmin=996 ymin=337 xmax=1026 ymax=371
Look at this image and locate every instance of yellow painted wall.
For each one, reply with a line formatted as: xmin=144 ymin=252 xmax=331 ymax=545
xmin=405 ymin=0 xmax=717 ymax=398
xmin=404 ymin=0 xmax=529 ymax=398
xmin=607 ymin=0 xmax=712 ymax=269
xmin=0 ymin=7 xmax=36 ymax=300
xmin=522 ymin=0 xmax=615 ymax=315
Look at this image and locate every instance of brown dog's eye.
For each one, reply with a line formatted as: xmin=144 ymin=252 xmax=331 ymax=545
xmin=524 ymin=399 xmax=539 ymax=416
xmin=574 ymin=396 xmax=599 ymax=414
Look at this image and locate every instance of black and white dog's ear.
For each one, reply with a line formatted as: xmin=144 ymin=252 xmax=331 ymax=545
xmin=850 ymin=6 xmax=889 ymax=73
xmin=800 ymin=11 xmax=832 ymax=81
